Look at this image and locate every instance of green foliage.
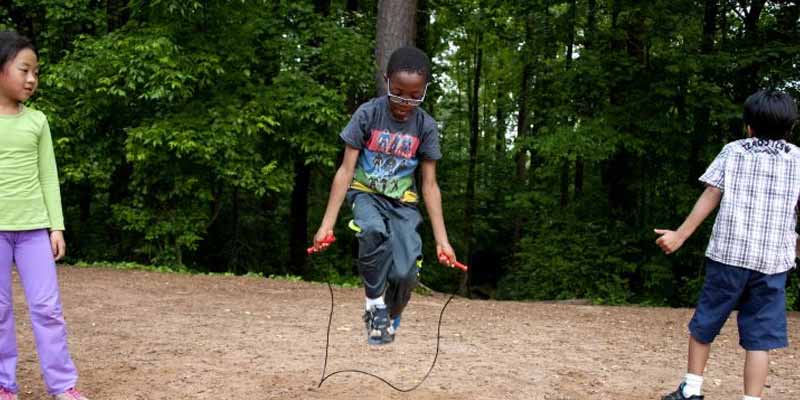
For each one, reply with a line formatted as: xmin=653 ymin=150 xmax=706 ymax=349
xmin=498 ymin=218 xmax=639 ymax=304
xmin=26 ymin=0 xmax=373 ymax=270
xmin=4 ymin=0 xmax=799 ymax=310
xmin=73 ymin=260 xmax=193 ymax=274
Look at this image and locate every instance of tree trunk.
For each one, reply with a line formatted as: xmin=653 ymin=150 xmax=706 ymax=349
xmin=107 ymin=0 xmax=130 ymax=32
xmin=375 ymin=0 xmax=419 ymax=96
xmin=315 ymin=0 xmax=332 ymax=16
xmin=512 ymin=16 xmax=534 ymax=245
xmin=689 ymin=0 xmax=718 ymax=182
xmin=605 ymin=0 xmax=645 ymax=217
xmin=574 ymin=158 xmax=584 ymax=198
xmin=560 ymin=0 xmax=576 ymax=207
xmin=6 ymin=3 xmax=37 ymax=39
xmin=463 ymin=30 xmax=483 ymax=296
xmin=575 ymin=0 xmax=596 ymax=200
xmin=175 ymin=238 xmax=182 ymax=266
xmin=289 ymin=158 xmax=312 ymax=276
xmin=231 ymin=187 xmax=240 ymax=274
xmin=495 ymin=84 xmax=506 ymax=157
xmin=514 ymin=16 xmax=534 ymax=185
xmin=416 ymin=0 xmax=431 ymax=57
xmin=587 ymin=0 xmax=597 ymax=45
xmin=728 ymin=0 xmax=767 ymax=140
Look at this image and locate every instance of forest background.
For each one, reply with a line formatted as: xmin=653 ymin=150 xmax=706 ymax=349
xmin=2 ymin=0 xmax=799 ymax=309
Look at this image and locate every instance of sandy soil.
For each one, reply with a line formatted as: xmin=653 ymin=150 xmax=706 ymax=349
xmin=7 ymin=266 xmax=799 ymax=399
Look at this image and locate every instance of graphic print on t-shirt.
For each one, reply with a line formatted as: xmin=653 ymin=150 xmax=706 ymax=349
xmin=353 ymin=128 xmax=421 ymax=200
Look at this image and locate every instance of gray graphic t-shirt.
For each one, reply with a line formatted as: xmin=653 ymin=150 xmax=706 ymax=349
xmin=340 ymin=96 xmax=441 ymax=203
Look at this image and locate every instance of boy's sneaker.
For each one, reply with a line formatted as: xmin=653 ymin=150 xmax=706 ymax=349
xmin=0 ymin=387 xmax=17 ymax=400
xmin=363 ymin=305 xmax=391 ymax=345
xmin=383 ymin=314 xmax=401 ymax=344
xmin=392 ymin=314 xmax=401 ymax=331
xmin=662 ymin=383 xmax=703 ymax=400
xmin=53 ymin=388 xmax=90 ymax=400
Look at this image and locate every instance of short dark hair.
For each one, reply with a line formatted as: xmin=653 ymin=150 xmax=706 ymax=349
xmin=743 ymin=89 xmax=798 ymax=140
xmin=386 ymin=46 xmax=432 ymax=82
xmin=0 ymin=31 xmax=37 ymax=71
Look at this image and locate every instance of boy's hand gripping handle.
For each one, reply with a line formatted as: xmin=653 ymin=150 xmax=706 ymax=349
xmin=438 ymin=253 xmax=468 ymax=272
xmin=307 ymin=235 xmax=336 ymax=255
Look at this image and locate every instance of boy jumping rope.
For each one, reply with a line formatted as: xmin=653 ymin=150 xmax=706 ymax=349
xmin=312 ymin=46 xmax=458 ymax=345
xmin=655 ymin=89 xmax=799 ymax=400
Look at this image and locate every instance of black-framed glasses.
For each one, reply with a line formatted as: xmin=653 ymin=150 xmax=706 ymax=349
xmin=386 ymin=78 xmax=429 ymax=107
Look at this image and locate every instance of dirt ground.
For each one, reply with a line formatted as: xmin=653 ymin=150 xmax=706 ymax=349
xmin=6 ymin=266 xmax=799 ymax=399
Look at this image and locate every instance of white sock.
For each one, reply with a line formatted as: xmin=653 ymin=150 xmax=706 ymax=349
xmin=682 ymin=373 xmax=704 ymax=397
xmin=365 ymin=296 xmax=385 ymax=310
xmin=742 ymin=396 xmax=760 ymax=400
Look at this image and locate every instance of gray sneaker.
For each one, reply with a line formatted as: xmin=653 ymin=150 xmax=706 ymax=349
xmin=53 ymin=388 xmax=89 ymax=400
xmin=363 ymin=305 xmax=391 ymax=345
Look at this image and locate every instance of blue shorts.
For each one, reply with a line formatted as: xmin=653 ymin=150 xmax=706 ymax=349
xmin=689 ymin=258 xmax=788 ymax=351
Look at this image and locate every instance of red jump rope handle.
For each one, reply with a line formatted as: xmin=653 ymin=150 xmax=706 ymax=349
xmin=438 ymin=253 xmax=468 ymax=272
xmin=307 ymin=235 xmax=336 ymax=255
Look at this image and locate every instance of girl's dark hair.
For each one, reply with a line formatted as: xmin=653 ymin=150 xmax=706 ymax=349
xmin=386 ymin=46 xmax=432 ymax=82
xmin=0 ymin=31 xmax=37 ymax=70
xmin=743 ymin=89 xmax=798 ymax=140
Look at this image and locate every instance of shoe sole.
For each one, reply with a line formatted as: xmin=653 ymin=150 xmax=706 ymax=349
xmin=367 ymin=327 xmax=394 ymax=345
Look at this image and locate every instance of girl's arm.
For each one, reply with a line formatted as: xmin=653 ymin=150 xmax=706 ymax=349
xmin=312 ymin=145 xmax=360 ymax=251
xmin=420 ymin=159 xmax=456 ymax=265
xmin=654 ymin=185 xmax=722 ymax=255
xmin=38 ymin=116 xmax=66 ymax=260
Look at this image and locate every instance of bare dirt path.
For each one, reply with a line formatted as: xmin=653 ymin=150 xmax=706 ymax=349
xmin=8 ymin=266 xmax=799 ymax=399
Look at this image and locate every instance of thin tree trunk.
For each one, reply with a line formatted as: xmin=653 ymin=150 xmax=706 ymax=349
xmin=575 ymin=0 xmax=597 ymax=199
xmin=605 ymin=0 xmax=645 ymax=217
xmin=416 ymin=0 xmax=430 ymax=57
xmin=495 ymin=83 xmax=506 ymax=157
xmin=512 ymin=16 xmax=534 ymax=245
xmin=315 ymin=0 xmax=331 ymax=16
xmin=375 ymin=0 xmax=419 ymax=96
xmin=560 ymin=0 xmax=577 ymax=207
xmin=689 ymin=0 xmax=718 ymax=182
xmin=728 ymin=0 xmax=767 ymax=140
xmin=285 ymin=0 xmax=336 ymax=277
xmin=107 ymin=0 xmax=130 ymax=32
xmin=574 ymin=158 xmax=584 ymax=197
xmin=289 ymin=158 xmax=312 ymax=276
xmin=231 ymin=187 xmax=240 ymax=274
xmin=514 ymin=16 xmax=534 ymax=184
xmin=463 ymin=30 xmax=483 ymax=296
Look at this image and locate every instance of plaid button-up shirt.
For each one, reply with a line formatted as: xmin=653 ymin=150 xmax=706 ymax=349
xmin=701 ymin=138 xmax=800 ymax=274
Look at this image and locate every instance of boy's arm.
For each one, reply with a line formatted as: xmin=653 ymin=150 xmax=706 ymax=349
xmin=420 ymin=159 xmax=456 ymax=265
xmin=654 ymin=185 xmax=722 ymax=254
xmin=312 ymin=145 xmax=360 ymax=251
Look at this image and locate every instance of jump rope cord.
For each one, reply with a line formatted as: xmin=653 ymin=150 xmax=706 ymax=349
xmin=315 ymin=258 xmax=459 ymax=392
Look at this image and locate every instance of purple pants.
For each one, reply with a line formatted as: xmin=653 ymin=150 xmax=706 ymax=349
xmin=0 ymin=230 xmax=77 ymax=394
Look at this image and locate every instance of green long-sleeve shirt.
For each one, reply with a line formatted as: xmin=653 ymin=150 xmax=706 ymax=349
xmin=0 ymin=106 xmax=65 ymax=231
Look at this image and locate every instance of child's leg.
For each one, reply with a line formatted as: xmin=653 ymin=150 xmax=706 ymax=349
xmin=0 ymin=233 xmax=19 ymax=393
xmin=675 ymin=258 xmax=747 ymax=397
xmin=687 ymin=334 xmax=711 ymax=375
xmin=687 ymin=259 xmax=745 ymax=371
xmin=350 ymin=193 xmax=393 ymax=302
xmin=13 ymin=229 xmax=77 ymax=395
xmin=384 ymin=205 xmax=422 ymax=319
xmin=743 ymin=350 xmax=768 ymax=397
xmin=737 ymin=269 xmax=787 ymax=398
